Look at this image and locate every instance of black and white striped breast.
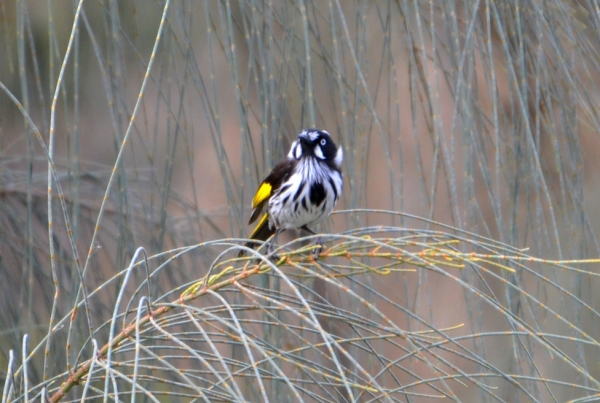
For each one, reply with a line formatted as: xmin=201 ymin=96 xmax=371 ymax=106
xmin=267 ymin=158 xmax=342 ymax=230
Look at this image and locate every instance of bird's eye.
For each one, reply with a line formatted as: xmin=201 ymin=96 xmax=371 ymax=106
xmin=320 ymin=139 xmax=327 ymax=146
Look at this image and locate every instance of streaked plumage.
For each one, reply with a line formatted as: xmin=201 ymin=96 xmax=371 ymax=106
xmin=240 ymin=129 xmax=343 ymax=256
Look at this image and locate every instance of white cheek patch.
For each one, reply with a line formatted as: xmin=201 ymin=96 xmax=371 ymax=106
xmin=287 ymin=141 xmax=298 ymax=159
xmin=294 ymin=143 xmax=303 ymax=159
xmin=314 ymin=145 xmax=325 ymax=160
xmin=334 ymin=147 xmax=343 ymax=168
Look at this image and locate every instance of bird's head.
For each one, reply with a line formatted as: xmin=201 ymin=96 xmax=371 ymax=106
xmin=288 ymin=129 xmax=343 ymax=169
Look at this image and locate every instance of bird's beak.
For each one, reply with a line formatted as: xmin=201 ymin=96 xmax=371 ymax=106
xmin=297 ymin=134 xmax=311 ymax=147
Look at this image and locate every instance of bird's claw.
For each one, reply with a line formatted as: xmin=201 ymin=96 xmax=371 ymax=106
xmin=311 ymin=236 xmax=323 ymax=259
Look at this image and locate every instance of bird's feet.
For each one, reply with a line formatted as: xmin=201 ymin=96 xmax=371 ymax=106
xmin=266 ymin=242 xmax=281 ymax=262
xmin=300 ymin=226 xmax=323 ymax=259
xmin=311 ymin=236 xmax=324 ymax=259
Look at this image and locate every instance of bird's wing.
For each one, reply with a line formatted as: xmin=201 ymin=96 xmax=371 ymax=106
xmin=252 ymin=181 xmax=272 ymax=210
xmin=248 ymin=184 xmax=271 ymax=224
xmin=248 ymin=158 xmax=297 ymax=224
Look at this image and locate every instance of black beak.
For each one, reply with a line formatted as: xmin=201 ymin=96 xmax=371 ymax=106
xmin=298 ymin=135 xmax=312 ymax=147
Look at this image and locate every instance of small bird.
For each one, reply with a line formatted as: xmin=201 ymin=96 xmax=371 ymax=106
xmin=239 ymin=129 xmax=343 ymax=256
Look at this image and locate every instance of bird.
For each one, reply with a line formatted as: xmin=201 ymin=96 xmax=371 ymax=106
xmin=239 ymin=129 xmax=343 ymax=257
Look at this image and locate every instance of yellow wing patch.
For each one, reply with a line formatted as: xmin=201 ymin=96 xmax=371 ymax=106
xmin=252 ymin=181 xmax=272 ymax=208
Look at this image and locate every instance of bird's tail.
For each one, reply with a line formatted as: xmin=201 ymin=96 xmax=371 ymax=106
xmin=238 ymin=213 xmax=275 ymax=257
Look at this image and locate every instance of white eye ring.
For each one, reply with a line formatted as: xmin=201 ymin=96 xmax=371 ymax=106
xmin=320 ymin=139 xmax=327 ymax=146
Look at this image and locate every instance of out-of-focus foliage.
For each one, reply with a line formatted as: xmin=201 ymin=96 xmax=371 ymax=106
xmin=1 ymin=1 xmax=600 ymax=401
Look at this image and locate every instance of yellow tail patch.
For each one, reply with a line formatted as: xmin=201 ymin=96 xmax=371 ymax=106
xmin=249 ymin=213 xmax=269 ymax=239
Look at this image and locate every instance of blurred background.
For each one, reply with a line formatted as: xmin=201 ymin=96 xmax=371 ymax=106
xmin=2 ymin=0 xmax=600 ymax=401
